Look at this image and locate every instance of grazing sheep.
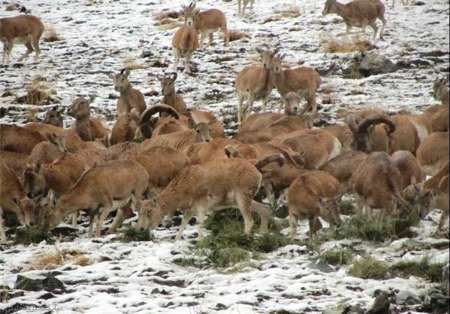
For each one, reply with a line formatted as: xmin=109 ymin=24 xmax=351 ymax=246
xmin=322 ymin=0 xmax=386 ymax=41
xmin=1 ymin=162 xmax=35 ymax=242
xmin=288 ymin=170 xmax=341 ymax=238
xmin=0 ymin=15 xmax=44 ymax=64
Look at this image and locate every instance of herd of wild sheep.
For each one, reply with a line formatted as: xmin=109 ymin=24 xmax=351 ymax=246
xmin=0 ymin=0 xmax=449 ymax=243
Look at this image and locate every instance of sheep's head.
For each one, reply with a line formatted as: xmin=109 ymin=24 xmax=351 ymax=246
xmin=135 ymin=105 xmax=181 ymax=141
xmin=194 ymin=122 xmax=212 ymax=143
xmin=182 ymin=2 xmax=199 ymax=27
xmin=256 ymin=46 xmax=279 ymax=71
xmin=433 ymin=77 xmax=449 ymax=101
xmin=322 ymin=0 xmax=337 ymax=15
xmin=112 ymin=68 xmax=131 ymax=93
xmin=43 ymin=107 xmax=63 ymax=127
xmin=158 ymin=72 xmax=177 ymax=96
xmin=23 ymin=166 xmax=47 ymax=199
xmin=20 ymin=197 xmax=35 ymax=226
xmin=402 ymin=184 xmax=433 ymax=219
xmin=68 ymin=97 xmax=90 ymax=120
xmin=284 ymin=92 xmax=302 ymax=116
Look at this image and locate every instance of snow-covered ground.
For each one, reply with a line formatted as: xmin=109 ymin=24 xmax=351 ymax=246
xmin=0 ymin=0 xmax=449 ymax=313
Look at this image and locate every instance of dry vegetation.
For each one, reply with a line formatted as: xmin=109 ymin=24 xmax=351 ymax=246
xmin=15 ymin=77 xmax=58 ymax=106
xmin=26 ymin=246 xmax=91 ymax=271
xmin=320 ymin=34 xmax=374 ymax=53
xmin=42 ymin=23 xmax=63 ymax=42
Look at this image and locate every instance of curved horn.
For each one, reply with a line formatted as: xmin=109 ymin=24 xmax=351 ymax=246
xmin=344 ymin=114 xmax=360 ymax=133
xmin=254 ymin=154 xmax=285 ymax=171
xmin=357 ymin=114 xmax=396 ymax=135
xmin=139 ymin=104 xmax=180 ymax=126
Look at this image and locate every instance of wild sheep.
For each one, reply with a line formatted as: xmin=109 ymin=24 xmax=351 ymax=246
xmin=111 ymin=68 xmax=146 ymax=116
xmin=1 ymin=162 xmax=34 ymax=242
xmin=238 ymin=0 xmax=255 ymax=15
xmin=0 ymin=124 xmax=45 ymax=154
xmin=433 ymin=77 xmax=449 ymax=106
xmin=272 ymin=54 xmax=322 ymax=115
xmin=0 ymin=15 xmax=44 ymax=64
xmin=110 ymin=109 xmax=140 ymax=145
xmin=416 ymin=131 xmax=449 ymax=177
xmin=271 ymin=128 xmax=342 ymax=170
xmin=351 ymin=152 xmax=407 ymax=216
xmin=172 ymin=3 xmax=199 ymax=73
xmin=42 ymin=107 xmax=63 ymax=127
xmin=47 ymin=160 xmax=149 ymax=237
xmin=0 ymin=150 xmax=28 ymax=178
xmin=423 ymin=105 xmax=448 ymax=132
xmin=322 ymin=0 xmax=386 ymax=41
xmin=68 ymin=97 xmax=109 ymax=142
xmin=235 ymin=47 xmax=279 ymax=123
xmin=183 ymin=2 xmax=229 ymax=48
xmin=27 ymin=141 xmax=63 ymax=171
xmin=323 ymin=123 xmax=354 ymax=152
xmin=158 ymin=72 xmax=188 ymax=115
xmin=320 ymin=150 xmax=367 ymax=191
xmin=158 ymin=156 xmax=279 ymax=239
xmin=391 ymin=150 xmax=425 ymax=189
xmin=288 ymin=170 xmax=341 ymax=238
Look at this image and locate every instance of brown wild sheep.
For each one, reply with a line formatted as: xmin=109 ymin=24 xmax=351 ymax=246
xmin=235 ymin=47 xmax=279 ymax=123
xmin=0 ymin=124 xmax=45 ymax=154
xmin=272 ymin=54 xmax=322 ymax=115
xmin=391 ymin=150 xmax=425 ymax=189
xmin=42 ymin=107 xmax=63 ymax=127
xmin=288 ymin=170 xmax=341 ymax=238
xmin=322 ymin=0 xmax=386 ymax=41
xmin=47 ymin=160 xmax=149 ymax=237
xmin=68 ymin=97 xmax=109 ymax=142
xmin=0 ymin=15 xmax=44 ymax=64
xmin=111 ymin=68 xmax=146 ymax=116
xmin=351 ymin=152 xmax=407 ymax=216
xmin=183 ymin=2 xmax=229 ymax=48
xmin=416 ymin=131 xmax=449 ymax=177
xmin=172 ymin=3 xmax=199 ymax=73
xmin=158 ymin=72 xmax=188 ymax=115
xmin=1 ymin=162 xmax=35 ymax=242
xmin=433 ymin=77 xmax=449 ymax=106
xmin=158 ymin=156 xmax=278 ymax=240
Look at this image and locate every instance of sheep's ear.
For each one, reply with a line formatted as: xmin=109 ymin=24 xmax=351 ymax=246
xmin=170 ymin=72 xmax=177 ymax=82
xmin=123 ymin=68 xmax=130 ymax=77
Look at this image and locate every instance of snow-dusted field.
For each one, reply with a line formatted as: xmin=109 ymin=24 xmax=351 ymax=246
xmin=0 ymin=0 xmax=449 ymax=313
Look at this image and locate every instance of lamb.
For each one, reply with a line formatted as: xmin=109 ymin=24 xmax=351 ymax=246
xmin=238 ymin=0 xmax=255 ymax=15
xmin=183 ymin=2 xmax=229 ymax=48
xmin=172 ymin=2 xmax=199 ymax=73
xmin=68 ymin=97 xmax=109 ymax=142
xmin=1 ymin=162 xmax=34 ymax=242
xmin=322 ymin=0 xmax=386 ymax=41
xmin=46 ymin=160 xmax=149 ymax=237
xmin=158 ymin=156 xmax=278 ymax=240
xmin=272 ymin=54 xmax=322 ymax=115
xmin=235 ymin=47 xmax=279 ymax=123
xmin=0 ymin=124 xmax=45 ymax=154
xmin=158 ymin=72 xmax=187 ymax=115
xmin=111 ymin=68 xmax=146 ymax=116
xmin=0 ymin=14 xmax=44 ymax=64
xmin=351 ymin=152 xmax=407 ymax=216
xmin=287 ymin=170 xmax=341 ymax=238
xmin=416 ymin=131 xmax=449 ymax=177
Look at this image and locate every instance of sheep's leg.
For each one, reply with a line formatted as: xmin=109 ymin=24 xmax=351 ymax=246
xmin=208 ymin=32 xmax=213 ymax=47
xmin=251 ymin=200 xmax=271 ymax=233
xmin=379 ymin=16 xmax=386 ymax=39
xmin=222 ymin=26 xmax=229 ymax=47
xmin=307 ymin=94 xmax=317 ymax=116
xmin=369 ymin=22 xmax=379 ymax=41
xmin=88 ymin=214 xmax=97 ymax=237
xmin=0 ymin=208 xmax=6 ymax=243
xmin=32 ymin=38 xmax=41 ymax=62
xmin=108 ymin=207 xmax=125 ymax=234
xmin=438 ymin=209 xmax=449 ymax=231
xmin=261 ymin=97 xmax=268 ymax=113
xmin=172 ymin=48 xmax=180 ymax=69
xmin=199 ymin=33 xmax=206 ymax=49
xmin=244 ymin=95 xmax=254 ymax=122
xmin=18 ymin=41 xmax=33 ymax=62
xmin=175 ymin=210 xmax=194 ymax=241
xmin=71 ymin=212 xmax=78 ymax=226
xmin=96 ymin=203 xmax=116 ymax=237
xmin=237 ymin=193 xmax=254 ymax=235
xmin=184 ymin=53 xmax=192 ymax=73
xmin=3 ymin=41 xmax=13 ymax=65
xmin=196 ymin=207 xmax=207 ymax=240
xmin=237 ymin=96 xmax=244 ymax=124
xmin=288 ymin=212 xmax=298 ymax=239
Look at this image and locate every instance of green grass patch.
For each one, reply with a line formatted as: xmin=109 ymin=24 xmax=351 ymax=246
xmin=177 ymin=208 xmax=293 ymax=268
xmin=319 ymin=248 xmax=353 ymax=266
xmin=330 ymin=211 xmax=420 ymax=242
xmin=120 ymin=226 xmax=154 ymax=242
xmin=14 ymin=226 xmax=54 ymax=245
xmin=348 ymin=256 xmax=389 ymax=279
xmin=390 ymin=257 xmax=445 ymax=282
xmin=338 ymin=199 xmax=356 ymax=215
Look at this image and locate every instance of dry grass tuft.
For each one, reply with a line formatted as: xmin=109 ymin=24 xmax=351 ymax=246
xmin=27 ymin=246 xmax=92 ymax=271
xmin=275 ymin=4 xmax=301 ymax=18
xmin=154 ymin=10 xmax=182 ymax=21
xmin=121 ymin=56 xmax=148 ymax=71
xmin=43 ymin=24 xmax=63 ymax=42
xmin=320 ymin=34 xmax=373 ymax=53
xmin=16 ymin=77 xmax=57 ymax=106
